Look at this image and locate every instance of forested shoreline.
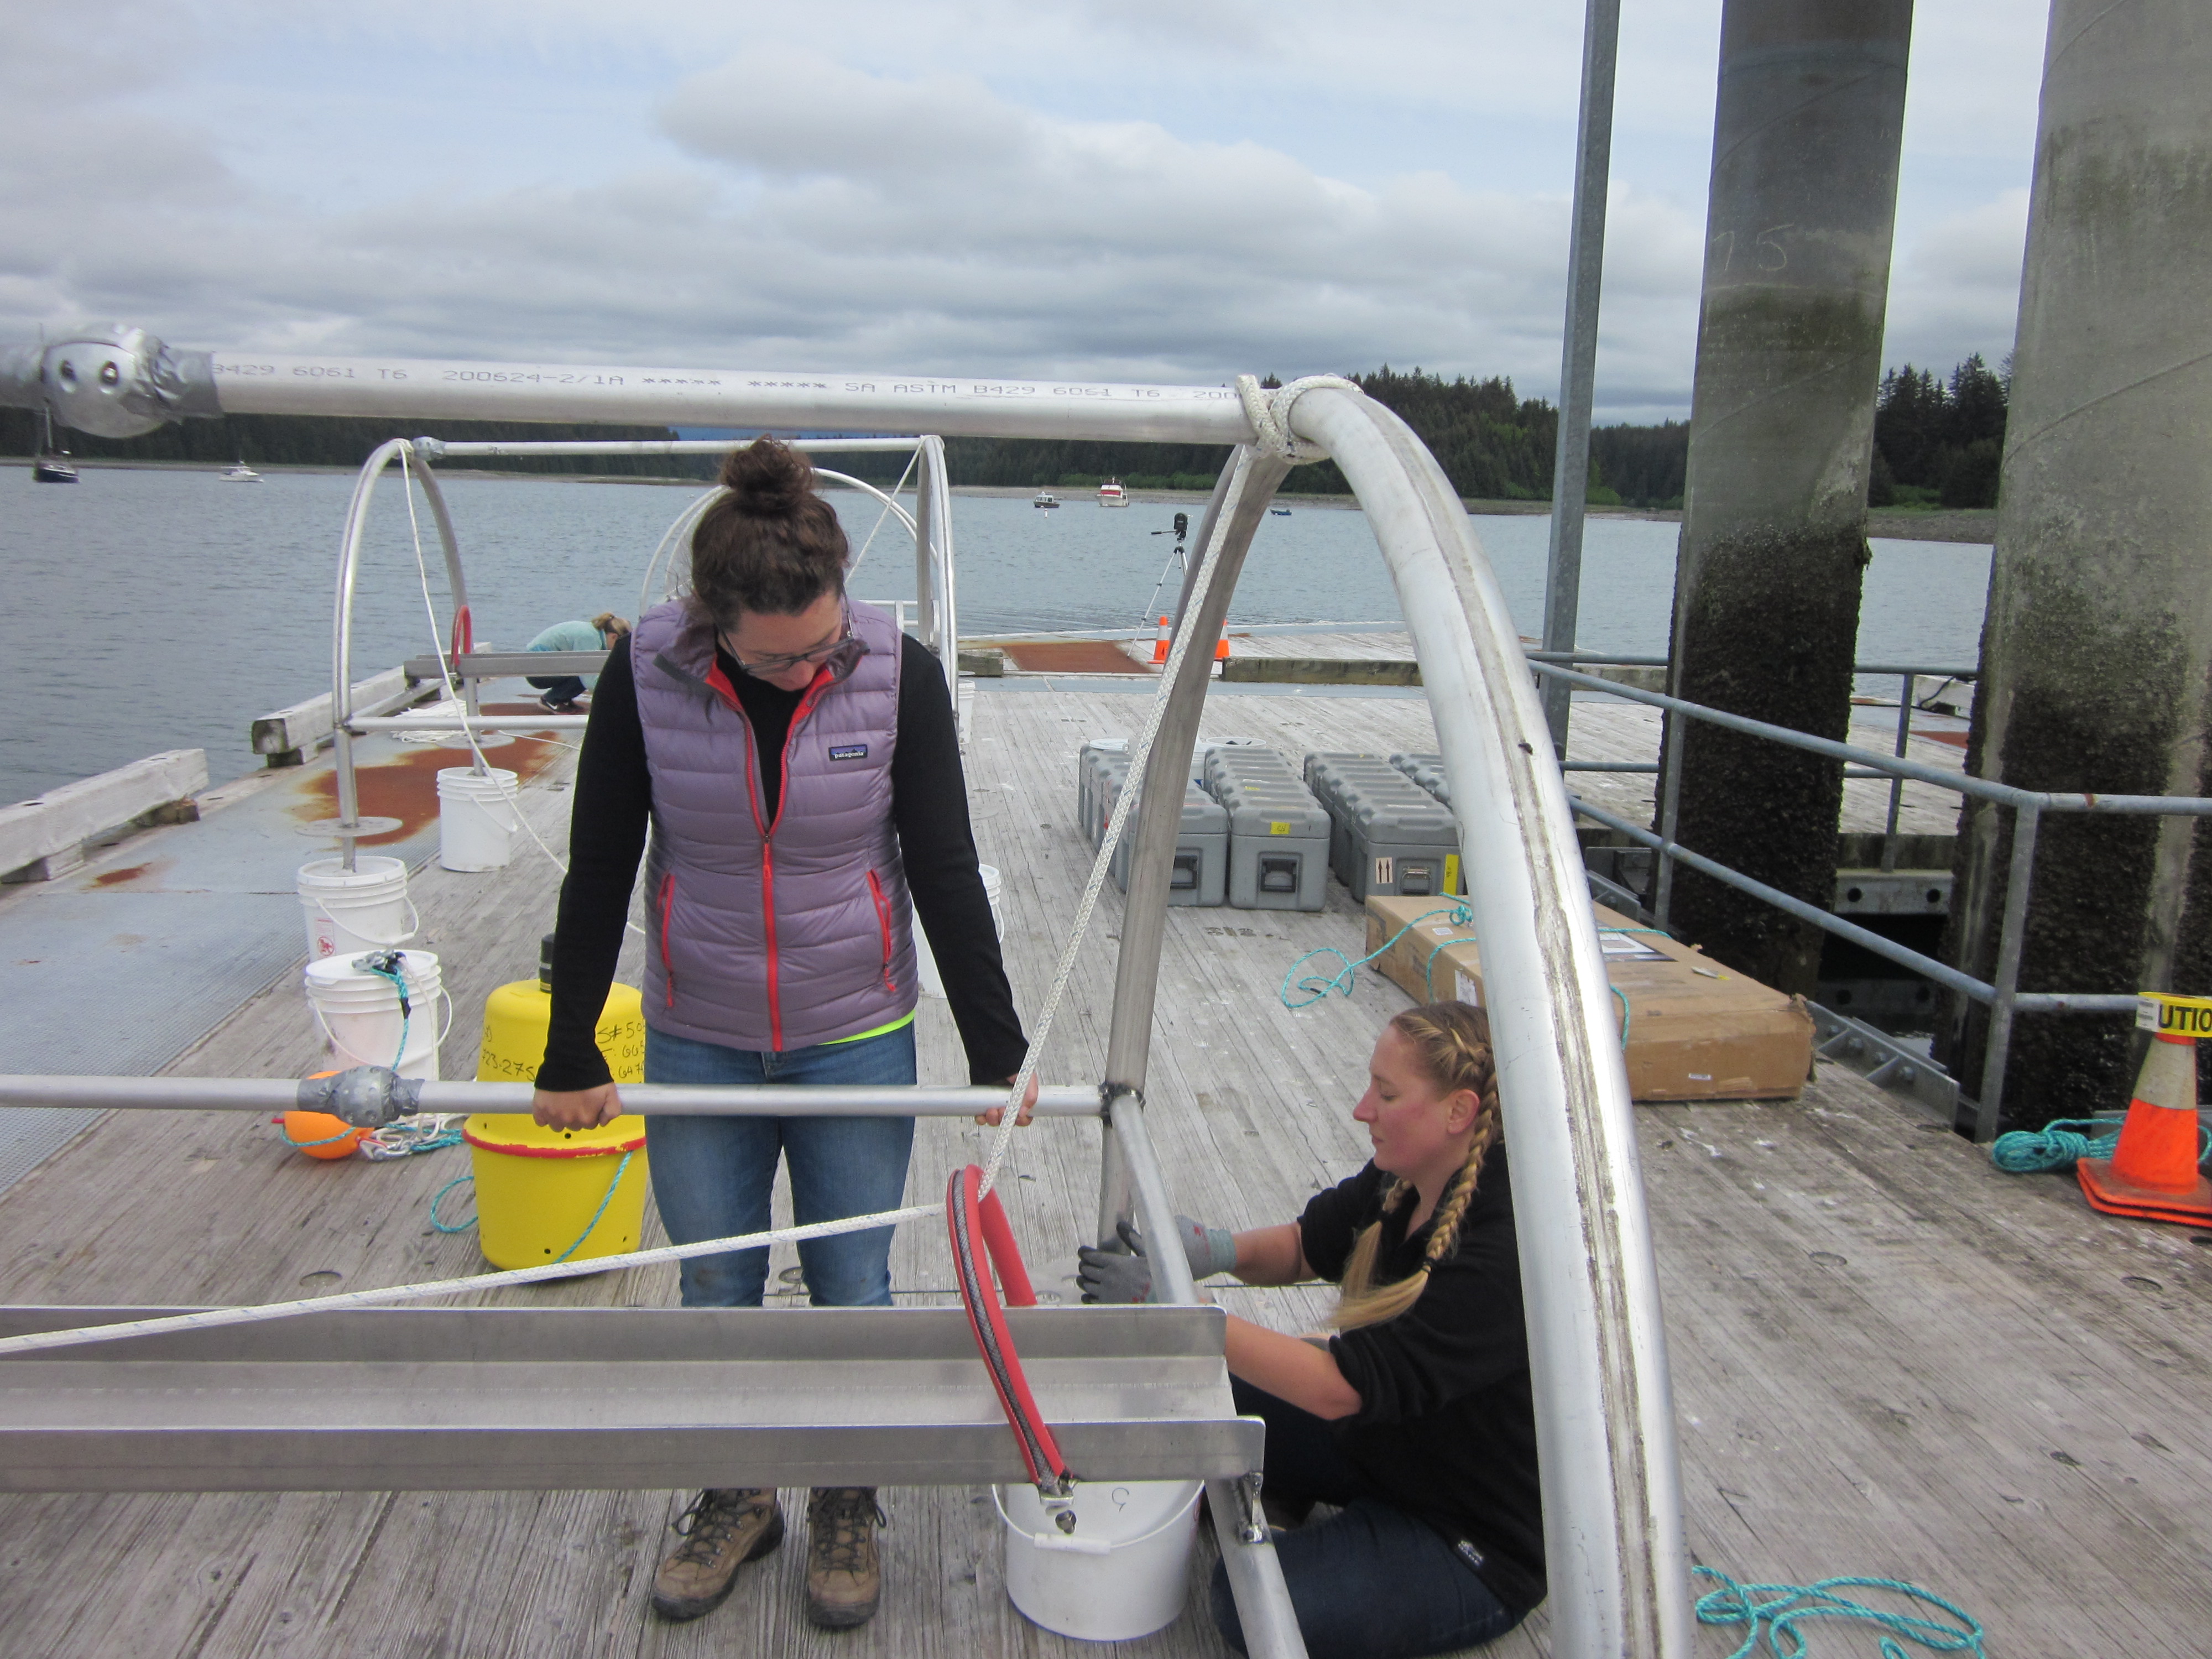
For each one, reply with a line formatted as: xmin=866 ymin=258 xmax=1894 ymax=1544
xmin=3 ymin=354 xmax=2006 ymax=509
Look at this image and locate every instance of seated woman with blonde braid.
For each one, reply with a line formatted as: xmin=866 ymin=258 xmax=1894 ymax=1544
xmin=1078 ymin=1001 xmax=1540 ymax=1659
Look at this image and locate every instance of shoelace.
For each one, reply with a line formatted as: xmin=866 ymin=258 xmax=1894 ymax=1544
xmin=671 ymin=1489 xmax=766 ymax=1563
xmin=808 ymin=1490 xmax=888 ymax=1573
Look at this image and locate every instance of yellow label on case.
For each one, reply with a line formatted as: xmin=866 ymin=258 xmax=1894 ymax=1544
xmin=1268 ymin=821 xmax=1291 ymax=835
xmin=1444 ymin=853 xmax=1462 ymax=894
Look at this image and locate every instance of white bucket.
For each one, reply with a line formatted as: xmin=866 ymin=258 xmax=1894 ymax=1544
xmin=995 ymin=1479 xmax=1202 ymax=1641
xmin=436 ymin=766 xmax=521 ymax=872
xmin=296 ymin=855 xmax=418 ymax=961
xmin=915 ymin=862 xmax=1005 ymax=999
xmin=302 ymin=950 xmax=450 ymax=1079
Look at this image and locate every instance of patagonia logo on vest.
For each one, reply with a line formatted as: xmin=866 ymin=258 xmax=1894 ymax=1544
xmin=828 ymin=743 xmax=869 ymax=761
xmin=1455 ymin=1540 xmax=1486 ymax=1571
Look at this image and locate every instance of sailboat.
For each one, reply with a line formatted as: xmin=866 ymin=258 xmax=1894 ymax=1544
xmin=32 ymin=408 xmax=76 ymax=484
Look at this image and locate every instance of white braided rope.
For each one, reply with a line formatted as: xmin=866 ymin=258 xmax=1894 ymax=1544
xmin=1234 ymin=373 xmax=1358 ymax=463
xmin=0 ymin=476 xmax=1240 ymax=1359
xmin=977 ymin=502 xmax=1236 ymax=1192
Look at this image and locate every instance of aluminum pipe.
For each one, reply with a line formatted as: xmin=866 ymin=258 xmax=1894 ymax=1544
xmin=0 ymin=332 xmax=1258 ymax=445
xmin=1290 ymin=385 xmax=1690 ymax=1659
xmin=0 ymin=1076 xmax=1101 ymax=1120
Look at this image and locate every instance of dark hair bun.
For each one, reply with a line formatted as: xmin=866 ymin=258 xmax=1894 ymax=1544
xmin=720 ymin=437 xmax=815 ymax=517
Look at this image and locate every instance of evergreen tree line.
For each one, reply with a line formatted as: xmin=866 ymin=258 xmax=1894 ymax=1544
xmin=4 ymin=355 xmax=2007 ymax=509
xmin=1870 ymin=354 xmax=2008 ymax=509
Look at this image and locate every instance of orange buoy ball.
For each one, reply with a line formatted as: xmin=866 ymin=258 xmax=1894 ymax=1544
xmin=283 ymin=1110 xmax=367 ymax=1160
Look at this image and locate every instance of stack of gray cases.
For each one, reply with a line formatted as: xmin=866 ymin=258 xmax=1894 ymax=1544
xmin=1076 ymin=739 xmax=1129 ymax=847
xmin=1078 ymin=740 xmax=1228 ymax=906
xmin=1200 ymin=748 xmax=1329 ymax=910
xmin=1304 ymin=752 xmax=1463 ymax=902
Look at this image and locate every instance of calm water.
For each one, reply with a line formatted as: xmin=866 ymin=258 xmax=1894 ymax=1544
xmin=0 ymin=466 xmax=1992 ymax=800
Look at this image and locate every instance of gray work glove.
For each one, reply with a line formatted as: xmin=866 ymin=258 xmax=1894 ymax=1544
xmin=1077 ymin=1214 xmax=1238 ymax=1304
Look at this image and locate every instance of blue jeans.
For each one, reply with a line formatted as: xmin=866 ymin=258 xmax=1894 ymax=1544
xmin=1211 ymin=1381 xmax=1525 ymax=1659
xmin=643 ymin=1024 xmax=917 ymax=1309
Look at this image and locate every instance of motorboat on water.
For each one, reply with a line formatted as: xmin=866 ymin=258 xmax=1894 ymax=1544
xmin=222 ymin=461 xmax=263 ymax=482
xmin=1032 ymin=490 xmax=1059 ymax=509
xmin=1097 ymin=478 xmax=1129 ymax=507
xmin=1270 ymin=507 xmax=1291 ymax=516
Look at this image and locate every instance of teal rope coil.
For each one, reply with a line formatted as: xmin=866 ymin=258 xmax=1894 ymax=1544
xmin=1991 ymin=1117 xmax=2212 ymax=1174
xmin=1693 ymin=1566 xmax=1984 ymax=1658
xmin=1280 ymin=904 xmax=1470 ymax=1009
xmin=429 ymin=1175 xmax=477 ymax=1233
xmin=425 ymin=1149 xmax=635 ymax=1266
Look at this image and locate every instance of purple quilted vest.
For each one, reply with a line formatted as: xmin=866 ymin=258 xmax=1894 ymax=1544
xmin=630 ymin=597 xmax=916 ymax=1051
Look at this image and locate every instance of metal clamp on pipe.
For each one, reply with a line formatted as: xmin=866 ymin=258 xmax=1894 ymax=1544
xmin=296 ymin=1067 xmax=424 ymax=1126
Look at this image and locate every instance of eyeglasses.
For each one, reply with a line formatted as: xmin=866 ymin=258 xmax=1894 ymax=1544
xmin=720 ymin=606 xmax=865 ymax=681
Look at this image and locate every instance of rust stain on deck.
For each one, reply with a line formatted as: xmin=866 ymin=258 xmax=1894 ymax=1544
xmin=290 ymin=705 xmax=569 ymax=844
xmin=90 ymin=862 xmax=159 ymax=889
xmin=999 ymin=640 xmax=1152 ymax=675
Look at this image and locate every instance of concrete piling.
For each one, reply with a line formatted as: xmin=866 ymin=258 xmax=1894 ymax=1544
xmin=1660 ymin=0 xmax=1914 ymax=996
xmin=1941 ymin=0 xmax=2212 ymax=1128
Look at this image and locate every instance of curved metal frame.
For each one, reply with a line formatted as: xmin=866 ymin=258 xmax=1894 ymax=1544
xmin=60 ymin=337 xmax=1693 ymax=1656
xmin=1104 ymin=394 xmax=1689 ymax=1657
xmin=330 ymin=438 xmax=944 ymax=870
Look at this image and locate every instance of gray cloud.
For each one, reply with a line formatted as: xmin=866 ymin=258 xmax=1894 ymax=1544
xmin=0 ymin=2 xmax=2042 ymax=424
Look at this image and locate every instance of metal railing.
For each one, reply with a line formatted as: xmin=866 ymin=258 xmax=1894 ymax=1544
xmin=1534 ymin=659 xmax=2212 ymax=1140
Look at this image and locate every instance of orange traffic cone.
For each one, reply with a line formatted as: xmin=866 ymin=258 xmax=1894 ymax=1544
xmin=2077 ymin=992 xmax=2212 ymax=1226
xmin=1150 ymin=615 xmax=1172 ymax=665
xmin=1214 ymin=634 xmax=1232 ymax=661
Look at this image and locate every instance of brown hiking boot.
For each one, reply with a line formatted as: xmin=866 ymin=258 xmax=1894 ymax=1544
xmin=650 ymin=1487 xmax=784 ymax=1621
xmin=804 ymin=1486 xmax=886 ymax=1629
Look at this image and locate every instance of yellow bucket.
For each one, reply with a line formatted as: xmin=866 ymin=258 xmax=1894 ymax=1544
xmin=466 ymin=971 xmax=650 ymax=1268
xmin=462 ymin=1114 xmax=650 ymax=1268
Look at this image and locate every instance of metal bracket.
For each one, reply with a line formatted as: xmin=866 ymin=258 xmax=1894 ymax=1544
xmin=1807 ymin=1003 xmax=1959 ymax=1123
xmin=1234 ymin=1469 xmax=1267 ymax=1545
xmin=1099 ymin=1081 xmax=1143 ymax=1124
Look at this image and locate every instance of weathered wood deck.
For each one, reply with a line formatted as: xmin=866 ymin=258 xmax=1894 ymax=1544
xmin=0 ymin=681 xmax=2203 ymax=1657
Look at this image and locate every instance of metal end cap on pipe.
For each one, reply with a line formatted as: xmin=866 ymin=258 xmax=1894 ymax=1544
xmin=7 ymin=325 xmax=221 ymax=437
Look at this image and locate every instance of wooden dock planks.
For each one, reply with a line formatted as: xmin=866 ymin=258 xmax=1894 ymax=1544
xmin=0 ymin=681 xmax=2201 ymax=1656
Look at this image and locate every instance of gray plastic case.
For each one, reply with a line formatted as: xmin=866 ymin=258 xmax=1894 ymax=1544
xmin=1342 ymin=793 xmax=1462 ymax=901
xmin=1106 ymin=778 xmax=1229 ymax=905
xmin=1203 ymin=756 xmax=1331 ymax=910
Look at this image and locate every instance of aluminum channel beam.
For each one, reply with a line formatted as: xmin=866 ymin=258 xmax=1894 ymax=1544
xmin=1292 ymin=385 xmax=1690 ymax=1659
xmin=0 ymin=1305 xmax=1258 ymax=1494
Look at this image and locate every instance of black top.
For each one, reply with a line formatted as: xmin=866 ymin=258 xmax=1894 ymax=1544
xmin=536 ymin=630 xmax=1029 ymax=1090
xmin=1298 ymin=1147 xmax=1545 ymax=1616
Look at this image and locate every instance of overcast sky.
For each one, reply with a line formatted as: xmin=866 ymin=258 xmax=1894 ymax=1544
xmin=2 ymin=0 xmax=2048 ymax=422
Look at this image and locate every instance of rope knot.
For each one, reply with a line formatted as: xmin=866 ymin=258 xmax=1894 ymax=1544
xmin=1235 ymin=374 xmax=1358 ymax=463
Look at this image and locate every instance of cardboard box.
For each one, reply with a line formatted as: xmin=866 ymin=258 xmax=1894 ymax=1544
xmin=1363 ymin=894 xmax=1813 ymax=1102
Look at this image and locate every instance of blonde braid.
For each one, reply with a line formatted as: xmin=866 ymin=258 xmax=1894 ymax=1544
xmin=1332 ymin=1003 xmax=1503 ymax=1332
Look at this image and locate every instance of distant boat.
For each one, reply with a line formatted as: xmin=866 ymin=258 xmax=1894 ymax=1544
xmin=32 ymin=409 xmax=76 ymax=484
xmin=1033 ymin=491 xmax=1060 ymax=509
xmin=222 ymin=460 xmax=264 ymax=482
xmin=1097 ymin=478 xmax=1129 ymax=507
xmin=1270 ymin=507 xmax=1291 ymax=516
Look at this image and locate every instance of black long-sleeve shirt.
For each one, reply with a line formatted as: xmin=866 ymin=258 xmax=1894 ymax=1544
xmin=1298 ymin=1147 xmax=1545 ymax=1617
xmin=536 ymin=631 xmax=1028 ymax=1090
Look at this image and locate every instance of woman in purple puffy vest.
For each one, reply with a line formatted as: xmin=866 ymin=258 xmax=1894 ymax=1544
xmin=532 ymin=437 xmax=1034 ymax=1635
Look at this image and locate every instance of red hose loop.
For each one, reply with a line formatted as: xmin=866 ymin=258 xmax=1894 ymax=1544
xmin=946 ymin=1166 xmax=1073 ymax=1497
xmin=450 ymin=606 xmax=473 ymax=662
